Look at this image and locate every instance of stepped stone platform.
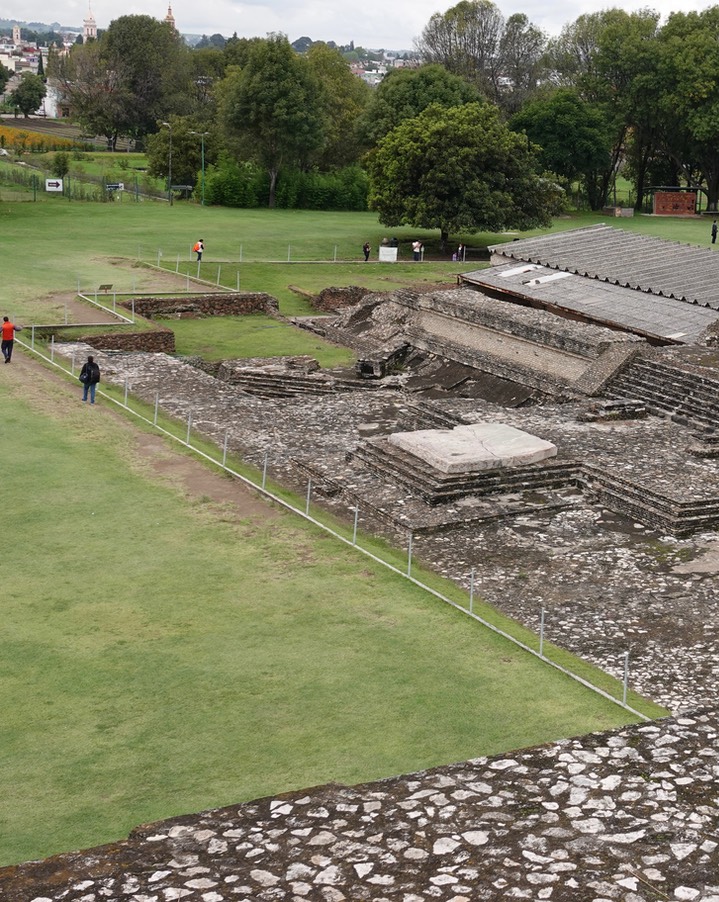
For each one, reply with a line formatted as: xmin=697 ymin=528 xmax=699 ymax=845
xmin=388 ymin=423 xmax=557 ymax=473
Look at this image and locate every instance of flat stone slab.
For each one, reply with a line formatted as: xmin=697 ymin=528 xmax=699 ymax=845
xmin=387 ymin=422 xmax=557 ymax=473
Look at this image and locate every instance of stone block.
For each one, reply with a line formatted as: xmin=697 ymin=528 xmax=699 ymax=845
xmin=388 ymin=423 xmax=557 ymax=474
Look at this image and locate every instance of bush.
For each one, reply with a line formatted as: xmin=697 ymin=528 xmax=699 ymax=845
xmin=52 ymin=151 xmax=70 ymax=178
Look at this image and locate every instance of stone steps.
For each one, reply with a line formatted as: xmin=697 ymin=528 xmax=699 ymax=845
xmin=218 ymin=369 xmax=382 ymax=399
xmin=353 ymin=438 xmax=579 ymax=505
xmin=608 ymin=358 xmax=719 ymax=428
xmin=581 ymin=465 xmax=719 ymax=535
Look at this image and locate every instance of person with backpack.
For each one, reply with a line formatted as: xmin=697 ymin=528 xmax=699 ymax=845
xmin=79 ymin=355 xmax=101 ymax=404
xmin=193 ymin=239 xmax=204 ymax=262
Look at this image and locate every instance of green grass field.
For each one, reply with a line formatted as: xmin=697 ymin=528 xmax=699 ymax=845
xmin=0 ymin=201 xmax=685 ymax=867
xmin=0 ymin=367 xmax=658 ymax=866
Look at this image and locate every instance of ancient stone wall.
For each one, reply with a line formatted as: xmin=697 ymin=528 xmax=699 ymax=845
xmin=312 ymin=286 xmax=372 ymax=312
xmin=122 ymin=293 xmax=279 ymax=319
xmin=397 ymin=289 xmax=634 ymax=359
xmin=81 ymin=328 xmax=176 ymax=354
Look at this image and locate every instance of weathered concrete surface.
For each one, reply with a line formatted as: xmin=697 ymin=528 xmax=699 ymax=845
xmin=2 ymin=711 xmax=718 ymax=901
xmin=388 ymin=423 xmax=557 ymax=473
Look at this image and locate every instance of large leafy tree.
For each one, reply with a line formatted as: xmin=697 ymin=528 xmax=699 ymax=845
xmin=367 ymin=102 xmax=563 ymax=247
xmin=655 ymin=7 xmax=719 ymax=211
xmin=220 ymin=34 xmax=325 ymax=207
xmin=10 ymin=73 xmax=46 ymax=117
xmin=358 ymin=64 xmax=481 ymax=147
xmin=55 ymin=15 xmax=190 ymax=147
xmin=546 ymin=9 xmax=660 ymax=209
xmin=510 ymin=89 xmax=613 ymax=208
xmin=306 ymin=42 xmax=370 ymax=168
xmin=416 ymin=0 xmax=546 ymax=108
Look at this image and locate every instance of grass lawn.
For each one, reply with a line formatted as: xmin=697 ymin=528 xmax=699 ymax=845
xmin=0 ymin=359 xmax=659 ymax=868
xmin=166 ymin=314 xmax=355 ymax=365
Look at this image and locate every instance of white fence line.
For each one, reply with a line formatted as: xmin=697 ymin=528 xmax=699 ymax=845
xmin=18 ymin=337 xmax=652 ymax=724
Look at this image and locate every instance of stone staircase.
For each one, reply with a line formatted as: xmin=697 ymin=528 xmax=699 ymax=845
xmin=352 ymin=437 xmax=580 ymax=505
xmin=217 ymin=369 xmax=387 ymax=399
xmin=606 ymin=357 xmax=719 ymax=429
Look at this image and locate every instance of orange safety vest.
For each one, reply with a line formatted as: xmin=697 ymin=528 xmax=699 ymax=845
xmin=1 ymin=321 xmax=14 ymax=341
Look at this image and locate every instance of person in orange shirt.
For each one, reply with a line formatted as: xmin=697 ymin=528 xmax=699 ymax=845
xmin=1 ymin=316 xmax=21 ymax=364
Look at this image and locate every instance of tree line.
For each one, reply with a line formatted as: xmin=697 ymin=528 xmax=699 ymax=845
xmin=42 ymin=2 xmax=719 ymax=240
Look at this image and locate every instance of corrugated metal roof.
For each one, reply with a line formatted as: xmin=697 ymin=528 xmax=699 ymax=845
xmin=489 ymin=225 xmax=719 ymax=308
xmin=463 ymin=260 xmax=719 ymax=343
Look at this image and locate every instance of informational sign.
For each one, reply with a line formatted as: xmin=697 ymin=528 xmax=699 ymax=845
xmin=378 ymin=247 xmax=398 ymax=263
xmin=45 ymin=179 xmax=63 ymax=192
xmin=106 ymin=182 xmax=124 ymax=191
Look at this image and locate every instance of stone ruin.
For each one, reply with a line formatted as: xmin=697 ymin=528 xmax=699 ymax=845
xmin=9 ymin=227 xmax=719 ymax=900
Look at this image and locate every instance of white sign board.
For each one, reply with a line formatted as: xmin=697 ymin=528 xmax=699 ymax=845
xmin=378 ymin=247 xmax=398 ymax=263
xmin=45 ymin=178 xmax=63 ymax=192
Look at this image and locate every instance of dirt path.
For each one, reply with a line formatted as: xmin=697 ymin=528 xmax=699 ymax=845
xmin=6 ymin=348 xmax=277 ymax=524
xmin=42 ymin=258 xmax=227 ymax=325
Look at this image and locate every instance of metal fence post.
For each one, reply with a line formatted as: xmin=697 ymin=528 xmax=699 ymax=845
xmin=131 ymin=298 xmax=135 ymax=323
xmin=30 ymin=325 xmax=35 ymax=350
xmin=540 ymin=607 xmax=545 ymax=658
xmin=353 ymin=504 xmax=359 ymax=546
xmin=50 ymin=335 xmax=55 ymax=361
xmin=239 ymin=244 xmax=243 ymax=263
xmin=216 ymin=265 xmax=222 ymax=286
xmin=262 ymin=452 xmax=268 ymax=489
xmin=153 ymin=392 xmax=159 ymax=426
xmin=469 ymin=568 xmax=475 ymax=614
xmin=222 ymin=430 xmax=229 ymax=467
xmin=287 ymin=244 xmax=291 ymax=263
xmin=305 ymin=478 xmax=312 ymax=515
xmin=622 ymin=651 xmax=629 ymax=705
xmin=333 ymin=245 xmax=337 ymax=262
xmin=123 ymin=378 xmax=129 ymax=407
xmin=157 ymin=248 xmax=162 ymax=267
xmin=407 ymin=531 xmax=413 ymax=577
xmin=186 ymin=412 xmax=192 ymax=445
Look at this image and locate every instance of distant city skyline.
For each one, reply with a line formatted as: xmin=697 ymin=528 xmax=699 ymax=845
xmin=5 ymin=0 xmax=719 ymax=51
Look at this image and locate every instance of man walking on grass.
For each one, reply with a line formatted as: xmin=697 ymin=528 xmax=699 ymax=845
xmin=1 ymin=316 xmax=21 ymax=364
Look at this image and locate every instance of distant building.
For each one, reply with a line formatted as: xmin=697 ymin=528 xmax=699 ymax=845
xmin=83 ymin=5 xmax=97 ymax=42
xmin=164 ymin=4 xmax=176 ymax=31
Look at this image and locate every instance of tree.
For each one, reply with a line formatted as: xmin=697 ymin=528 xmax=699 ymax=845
xmin=0 ymin=63 xmax=11 ymax=95
xmin=220 ymin=34 xmax=325 ymax=207
xmin=358 ymin=64 xmax=480 ymax=147
xmin=306 ymin=42 xmax=370 ymax=167
xmin=511 ymin=89 xmax=613 ymax=208
xmin=10 ymin=73 xmax=46 ymax=117
xmin=52 ymin=151 xmax=70 ymax=178
xmin=416 ymin=0 xmax=504 ymax=99
xmin=366 ymin=102 xmax=563 ymax=247
xmin=146 ymin=116 xmax=220 ymax=189
xmin=655 ymin=8 xmax=719 ymax=211
xmin=498 ymin=14 xmax=547 ymax=113
xmin=56 ymin=15 xmax=191 ymax=147
xmin=544 ymin=9 xmax=660 ymax=209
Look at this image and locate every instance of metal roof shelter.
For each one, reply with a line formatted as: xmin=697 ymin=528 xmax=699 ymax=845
xmin=487 ymin=224 xmax=719 ymax=309
xmin=463 ymin=261 xmax=719 ymax=344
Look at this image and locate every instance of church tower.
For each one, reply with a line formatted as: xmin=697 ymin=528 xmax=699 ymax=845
xmin=164 ymin=4 xmax=176 ymax=30
xmin=83 ymin=4 xmax=97 ymax=41
xmin=12 ymin=25 xmax=21 ymax=45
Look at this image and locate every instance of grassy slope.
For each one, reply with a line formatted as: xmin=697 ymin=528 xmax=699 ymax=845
xmin=0 ymin=366 xmax=648 ymax=866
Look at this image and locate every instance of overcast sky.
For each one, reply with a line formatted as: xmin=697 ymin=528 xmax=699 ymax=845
xmin=7 ymin=0 xmax=717 ymax=51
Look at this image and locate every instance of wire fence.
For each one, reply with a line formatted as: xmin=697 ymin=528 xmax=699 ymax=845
xmin=19 ymin=335 xmax=652 ymax=724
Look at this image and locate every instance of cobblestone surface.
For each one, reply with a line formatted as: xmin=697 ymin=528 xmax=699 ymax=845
xmin=2 ymin=712 xmax=718 ymax=901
